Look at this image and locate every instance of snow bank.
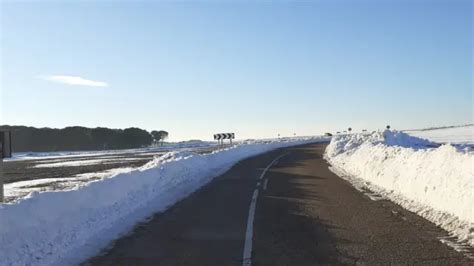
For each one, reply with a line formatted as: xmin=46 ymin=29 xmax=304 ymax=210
xmin=325 ymin=131 xmax=474 ymax=247
xmin=0 ymin=137 xmax=327 ymax=266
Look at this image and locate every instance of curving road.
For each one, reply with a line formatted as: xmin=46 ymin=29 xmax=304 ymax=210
xmin=85 ymin=143 xmax=472 ymax=265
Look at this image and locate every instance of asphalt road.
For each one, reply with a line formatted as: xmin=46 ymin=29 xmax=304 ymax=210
xmin=85 ymin=143 xmax=472 ymax=265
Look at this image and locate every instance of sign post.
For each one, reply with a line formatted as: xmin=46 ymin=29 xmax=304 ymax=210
xmin=0 ymin=131 xmax=12 ymax=202
xmin=0 ymin=158 xmax=3 ymax=202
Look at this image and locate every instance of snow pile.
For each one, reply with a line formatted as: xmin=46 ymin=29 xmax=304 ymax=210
xmin=0 ymin=137 xmax=327 ymax=266
xmin=325 ymin=131 xmax=474 ymax=247
xmin=326 ymin=130 xmax=435 ymax=157
xmin=383 ymin=130 xmax=435 ymax=148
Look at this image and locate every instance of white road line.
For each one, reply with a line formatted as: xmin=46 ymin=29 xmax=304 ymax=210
xmin=258 ymin=152 xmax=289 ymax=180
xmin=243 ymin=189 xmax=259 ymax=266
xmin=263 ymin=179 xmax=269 ymax=191
xmin=242 ymin=152 xmax=290 ymax=266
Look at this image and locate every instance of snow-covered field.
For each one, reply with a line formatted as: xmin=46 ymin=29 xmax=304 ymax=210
xmin=4 ymin=167 xmax=135 ymax=201
xmin=3 ymin=141 xmax=221 ymax=202
xmin=325 ymin=131 xmax=473 ymax=250
xmin=0 ymin=136 xmax=329 ymax=266
xmin=6 ymin=140 xmax=215 ymax=162
xmin=405 ymin=124 xmax=474 ymax=145
xmin=31 ymin=158 xmax=145 ymax=168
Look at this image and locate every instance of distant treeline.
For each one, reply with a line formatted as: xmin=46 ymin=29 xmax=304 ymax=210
xmin=0 ymin=125 xmax=167 ymax=152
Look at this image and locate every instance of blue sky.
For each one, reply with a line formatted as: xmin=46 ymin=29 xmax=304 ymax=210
xmin=1 ymin=0 xmax=472 ymax=141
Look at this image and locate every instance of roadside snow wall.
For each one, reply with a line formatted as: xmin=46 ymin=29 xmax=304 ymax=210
xmin=0 ymin=137 xmax=328 ymax=266
xmin=325 ymin=131 xmax=473 ymax=247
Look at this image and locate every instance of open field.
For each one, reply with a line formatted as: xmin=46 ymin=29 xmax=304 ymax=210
xmin=405 ymin=124 xmax=474 ymax=146
xmin=3 ymin=145 xmax=219 ymax=203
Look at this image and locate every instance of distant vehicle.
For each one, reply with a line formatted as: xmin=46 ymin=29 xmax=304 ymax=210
xmin=324 ymin=133 xmax=333 ymax=136
xmin=336 ymin=131 xmax=341 ymax=134
xmin=362 ymin=129 xmax=367 ymax=132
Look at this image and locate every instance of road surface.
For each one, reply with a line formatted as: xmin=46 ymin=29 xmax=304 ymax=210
xmin=85 ymin=143 xmax=472 ymax=265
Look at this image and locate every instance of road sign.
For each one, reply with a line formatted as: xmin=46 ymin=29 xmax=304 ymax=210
xmin=214 ymin=133 xmax=235 ymax=146
xmin=214 ymin=133 xmax=235 ymax=140
xmin=0 ymin=131 xmax=12 ymax=159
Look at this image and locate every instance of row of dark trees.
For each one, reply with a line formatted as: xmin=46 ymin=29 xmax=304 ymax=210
xmin=0 ymin=125 xmax=168 ymax=152
xmin=151 ymin=130 xmax=169 ymax=146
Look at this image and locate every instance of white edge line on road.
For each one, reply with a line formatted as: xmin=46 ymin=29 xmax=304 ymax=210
xmin=263 ymin=179 xmax=269 ymax=191
xmin=242 ymin=152 xmax=290 ymax=266
xmin=258 ymin=152 xmax=289 ymax=180
xmin=242 ymin=189 xmax=259 ymax=266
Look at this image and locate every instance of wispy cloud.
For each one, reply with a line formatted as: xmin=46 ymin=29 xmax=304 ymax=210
xmin=40 ymin=75 xmax=108 ymax=87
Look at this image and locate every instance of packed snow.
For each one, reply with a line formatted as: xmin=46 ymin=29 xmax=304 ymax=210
xmin=325 ymin=130 xmax=474 ymax=249
xmin=405 ymin=124 xmax=474 ymax=145
xmin=0 ymin=136 xmax=329 ymax=266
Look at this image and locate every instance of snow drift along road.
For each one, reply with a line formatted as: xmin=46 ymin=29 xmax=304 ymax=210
xmin=0 ymin=137 xmax=328 ymax=266
xmin=325 ymin=131 xmax=473 ymax=247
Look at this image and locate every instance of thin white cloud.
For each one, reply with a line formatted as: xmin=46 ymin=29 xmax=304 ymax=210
xmin=40 ymin=75 xmax=108 ymax=87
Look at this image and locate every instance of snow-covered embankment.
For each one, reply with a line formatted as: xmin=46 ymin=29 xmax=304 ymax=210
xmin=325 ymin=131 xmax=473 ymax=247
xmin=0 ymin=137 xmax=327 ymax=266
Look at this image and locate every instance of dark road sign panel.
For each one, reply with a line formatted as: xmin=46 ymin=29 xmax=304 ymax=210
xmin=214 ymin=133 xmax=235 ymax=140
